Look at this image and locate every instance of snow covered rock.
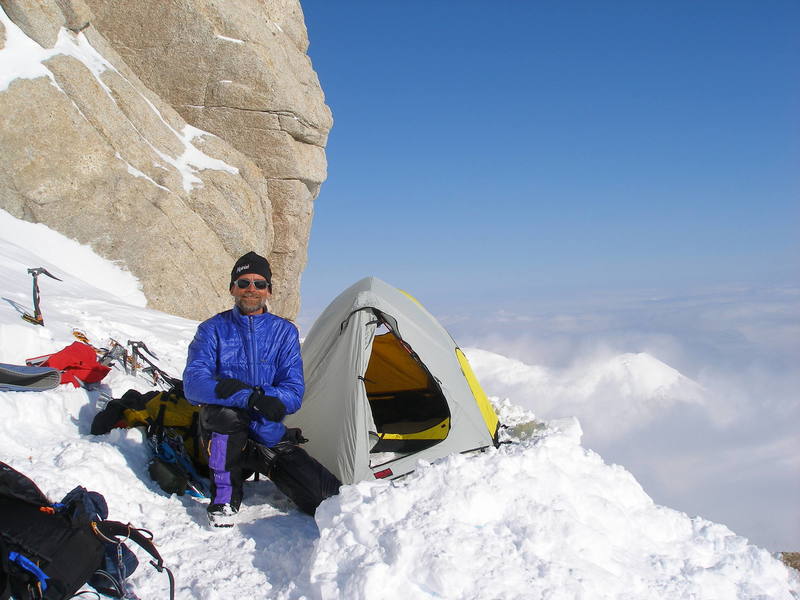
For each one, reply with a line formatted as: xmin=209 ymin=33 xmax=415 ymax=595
xmin=0 ymin=0 xmax=330 ymax=321
xmin=84 ymin=0 xmax=332 ymax=319
xmin=0 ymin=0 xmax=64 ymax=48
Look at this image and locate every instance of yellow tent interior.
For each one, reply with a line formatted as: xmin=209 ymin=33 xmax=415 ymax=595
xmin=363 ymin=331 xmax=451 ymax=452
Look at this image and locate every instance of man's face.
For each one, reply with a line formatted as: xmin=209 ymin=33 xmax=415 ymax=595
xmin=231 ymin=274 xmax=271 ymax=315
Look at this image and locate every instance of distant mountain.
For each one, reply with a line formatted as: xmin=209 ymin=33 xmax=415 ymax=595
xmin=465 ymin=347 xmax=706 ymax=440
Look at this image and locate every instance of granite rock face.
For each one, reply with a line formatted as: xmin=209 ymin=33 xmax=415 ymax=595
xmin=54 ymin=0 xmax=92 ymax=32
xmin=84 ymin=0 xmax=332 ymax=319
xmin=0 ymin=0 xmax=330 ymax=320
xmin=0 ymin=0 xmax=64 ymax=48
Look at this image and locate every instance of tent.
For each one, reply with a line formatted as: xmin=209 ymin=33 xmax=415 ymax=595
xmin=285 ymin=277 xmax=500 ymax=485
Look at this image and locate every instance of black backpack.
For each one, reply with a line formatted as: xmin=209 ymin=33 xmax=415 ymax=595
xmin=0 ymin=462 xmax=174 ymax=600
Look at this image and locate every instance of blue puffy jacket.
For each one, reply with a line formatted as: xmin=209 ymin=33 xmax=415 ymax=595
xmin=183 ymin=307 xmax=304 ymax=447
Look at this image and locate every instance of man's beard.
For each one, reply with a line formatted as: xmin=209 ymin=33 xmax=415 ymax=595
xmin=235 ymin=294 xmax=268 ymax=314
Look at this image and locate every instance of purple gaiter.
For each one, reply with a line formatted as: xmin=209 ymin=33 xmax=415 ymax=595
xmin=208 ymin=432 xmax=233 ymax=505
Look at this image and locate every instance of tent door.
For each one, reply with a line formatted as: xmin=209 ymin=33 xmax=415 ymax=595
xmin=363 ymin=317 xmax=450 ymax=455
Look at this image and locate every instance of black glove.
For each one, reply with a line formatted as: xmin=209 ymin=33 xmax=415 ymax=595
xmin=215 ymin=377 xmax=250 ymax=399
xmin=282 ymin=427 xmax=308 ymax=444
xmin=248 ymin=389 xmax=286 ymax=422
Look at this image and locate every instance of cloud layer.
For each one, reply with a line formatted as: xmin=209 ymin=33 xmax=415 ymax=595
xmin=466 ymin=348 xmax=706 ymax=441
xmin=448 ymin=285 xmax=799 ymax=551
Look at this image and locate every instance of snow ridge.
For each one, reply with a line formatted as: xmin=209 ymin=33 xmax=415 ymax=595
xmin=306 ymin=417 xmax=793 ymax=599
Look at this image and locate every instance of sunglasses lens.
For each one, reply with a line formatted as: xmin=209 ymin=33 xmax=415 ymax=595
xmin=236 ymin=279 xmax=268 ymax=289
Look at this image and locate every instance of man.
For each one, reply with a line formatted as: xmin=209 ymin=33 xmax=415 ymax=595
xmin=183 ymin=251 xmax=340 ymax=527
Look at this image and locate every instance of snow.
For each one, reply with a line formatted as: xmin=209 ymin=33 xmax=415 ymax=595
xmin=0 ymin=9 xmax=238 ymax=192
xmin=308 ymin=417 xmax=793 ymax=600
xmin=120 ymin=152 xmax=171 ymax=192
xmin=0 ymin=8 xmax=57 ymax=91
xmin=0 ymin=211 xmax=797 ymax=599
xmin=0 ymin=209 xmax=146 ymax=308
xmin=215 ymin=34 xmax=245 ymax=44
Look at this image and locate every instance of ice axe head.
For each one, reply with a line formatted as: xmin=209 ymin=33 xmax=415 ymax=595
xmin=27 ymin=267 xmax=63 ymax=282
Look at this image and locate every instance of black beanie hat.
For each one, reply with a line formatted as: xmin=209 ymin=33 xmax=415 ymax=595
xmin=230 ymin=251 xmax=272 ymax=287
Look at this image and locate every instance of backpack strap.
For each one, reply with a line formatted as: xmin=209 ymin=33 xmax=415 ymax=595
xmin=92 ymin=522 xmax=175 ymax=600
xmin=150 ymin=402 xmax=168 ymax=439
xmin=7 ymin=553 xmax=49 ymax=595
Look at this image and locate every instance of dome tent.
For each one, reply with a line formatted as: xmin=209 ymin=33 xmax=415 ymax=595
xmin=286 ymin=277 xmax=500 ymax=485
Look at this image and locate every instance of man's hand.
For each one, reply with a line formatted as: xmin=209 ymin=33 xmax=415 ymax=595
xmin=215 ymin=377 xmax=250 ymax=399
xmin=248 ymin=389 xmax=287 ymax=422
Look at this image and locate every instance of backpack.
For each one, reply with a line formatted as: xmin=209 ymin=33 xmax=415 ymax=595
xmin=0 ymin=462 xmax=175 ymax=600
xmin=90 ymin=382 xmax=209 ymax=498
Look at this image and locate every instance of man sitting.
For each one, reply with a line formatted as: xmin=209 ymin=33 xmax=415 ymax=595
xmin=183 ymin=251 xmax=340 ymax=527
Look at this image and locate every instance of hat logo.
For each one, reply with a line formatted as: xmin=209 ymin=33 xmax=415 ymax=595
xmin=236 ymin=264 xmax=250 ymax=273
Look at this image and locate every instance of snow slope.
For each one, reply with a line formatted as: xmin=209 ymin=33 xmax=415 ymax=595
xmin=0 ymin=210 xmax=797 ymax=599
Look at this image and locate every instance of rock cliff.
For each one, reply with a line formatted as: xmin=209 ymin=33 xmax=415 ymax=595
xmin=0 ymin=0 xmax=330 ymax=320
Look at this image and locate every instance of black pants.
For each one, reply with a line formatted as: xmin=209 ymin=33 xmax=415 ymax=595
xmin=200 ymin=405 xmax=341 ymax=515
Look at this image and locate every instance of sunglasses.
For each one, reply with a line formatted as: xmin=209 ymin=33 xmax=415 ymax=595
xmin=235 ymin=278 xmax=269 ymax=290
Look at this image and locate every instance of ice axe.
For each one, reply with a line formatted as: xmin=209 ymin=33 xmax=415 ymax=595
xmin=21 ymin=267 xmax=62 ymax=326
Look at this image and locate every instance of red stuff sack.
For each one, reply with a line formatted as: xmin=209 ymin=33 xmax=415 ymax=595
xmin=26 ymin=342 xmax=111 ymax=388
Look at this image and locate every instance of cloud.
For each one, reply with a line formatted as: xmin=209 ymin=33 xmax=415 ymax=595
xmin=599 ymin=401 xmax=800 ymax=551
xmin=452 ymin=284 xmax=799 ymax=551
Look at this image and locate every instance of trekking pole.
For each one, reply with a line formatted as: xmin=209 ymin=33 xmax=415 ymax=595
xmin=21 ymin=267 xmax=62 ymax=326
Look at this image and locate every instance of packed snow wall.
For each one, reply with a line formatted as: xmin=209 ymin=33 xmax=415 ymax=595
xmin=0 ymin=0 xmax=331 ymax=321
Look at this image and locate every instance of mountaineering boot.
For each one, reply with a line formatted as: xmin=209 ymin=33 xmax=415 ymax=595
xmin=207 ymin=503 xmax=238 ymax=528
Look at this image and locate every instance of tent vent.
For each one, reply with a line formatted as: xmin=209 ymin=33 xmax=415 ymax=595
xmin=373 ymin=468 xmax=393 ymax=479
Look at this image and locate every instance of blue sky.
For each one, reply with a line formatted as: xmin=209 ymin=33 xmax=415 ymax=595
xmin=296 ymin=2 xmax=799 ymax=551
xmin=299 ymin=0 xmax=798 ymax=320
